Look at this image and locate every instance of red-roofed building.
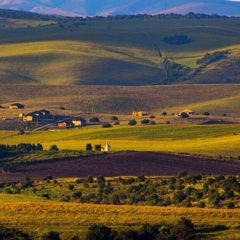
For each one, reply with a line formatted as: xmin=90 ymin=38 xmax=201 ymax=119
xmin=9 ymin=103 xmax=25 ymax=109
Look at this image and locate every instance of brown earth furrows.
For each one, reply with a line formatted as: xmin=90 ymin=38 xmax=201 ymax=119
xmin=0 ymin=151 xmax=240 ymax=181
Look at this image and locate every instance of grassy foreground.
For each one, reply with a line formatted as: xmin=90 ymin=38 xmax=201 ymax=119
xmin=0 ymin=194 xmax=239 ymax=239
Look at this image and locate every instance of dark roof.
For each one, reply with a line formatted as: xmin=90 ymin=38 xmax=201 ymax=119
xmin=10 ymin=103 xmax=24 ymax=107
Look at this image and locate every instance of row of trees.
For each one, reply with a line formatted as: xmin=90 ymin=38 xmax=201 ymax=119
xmin=86 ymin=218 xmax=195 ymax=240
xmin=0 ymin=143 xmax=61 ymax=153
xmin=196 ymin=50 xmax=229 ymax=65
xmin=1 ymin=8 xmax=236 ymax=22
xmin=0 ymin=143 xmax=43 ymax=153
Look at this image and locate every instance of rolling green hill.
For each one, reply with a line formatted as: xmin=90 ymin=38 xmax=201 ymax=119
xmin=0 ymin=15 xmax=239 ymax=85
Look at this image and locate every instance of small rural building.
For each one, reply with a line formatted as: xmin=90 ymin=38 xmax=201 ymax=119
xmin=101 ymin=143 xmax=111 ymax=152
xmin=9 ymin=103 xmax=24 ymax=109
xmin=22 ymin=109 xmax=52 ymax=122
xmin=57 ymin=121 xmax=73 ymax=128
xmin=22 ymin=113 xmax=36 ymax=122
xmin=72 ymin=117 xmax=86 ymax=127
xmin=132 ymin=111 xmax=148 ymax=117
xmin=179 ymin=109 xmax=195 ymax=115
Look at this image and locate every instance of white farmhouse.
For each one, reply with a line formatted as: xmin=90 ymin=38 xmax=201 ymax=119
xmin=101 ymin=143 xmax=111 ymax=152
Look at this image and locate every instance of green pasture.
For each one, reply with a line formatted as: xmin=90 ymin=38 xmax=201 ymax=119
xmin=0 ymin=17 xmax=239 ymax=85
xmin=1 ymin=124 xmax=240 ymax=157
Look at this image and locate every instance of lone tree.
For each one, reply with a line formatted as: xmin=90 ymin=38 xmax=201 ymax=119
xmin=94 ymin=144 xmax=102 ymax=151
xmin=110 ymin=116 xmax=118 ymax=121
xmin=49 ymin=145 xmax=58 ymax=151
xmin=90 ymin=116 xmax=100 ymax=123
xmin=180 ymin=112 xmax=189 ymax=118
xmin=128 ymin=119 xmax=137 ymax=126
xmin=86 ymin=143 xmax=93 ymax=151
xmin=141 ymin=119 xmax=150 ymax=125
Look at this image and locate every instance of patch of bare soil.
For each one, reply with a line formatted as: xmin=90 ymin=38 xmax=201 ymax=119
xmin=0 ymin=151 xmax=240 ymax=181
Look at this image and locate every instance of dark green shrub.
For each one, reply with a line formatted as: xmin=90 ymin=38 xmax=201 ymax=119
xmin=86 ymin=224 xmax=116 ymax=240
xmin=128 ymin=119 xmax=137 ymax=126
xmin=197 ymin=201 xmax=205 ymax=208
xmin=72 ymin=191 xmax=82 ymax=199
xmin=41 ymin=231 xmax=60 ymax=240
xmin=94 ymin=144 xmax=102 ymax=151
xmin=85 ymin=143 xmax=93 ymax=151
xmin=68 ymin=184 xmax=74 ymax=190
xmin=141 ymin=119 xmax=150 ymax=125
xmin=226 ymin=201 xmax=235 ymax=209
xmin=0 ymin=226 xmax=30 ymax=240
xmin=110 ymin=116 xmax=118 ymax=121
xmin=102 ymin=123 xmax=112 ymax=128
xmin=90 ymin=116 xmax=100 ymax=123
xmin=49 ymin=144 xmax=58 ymax=151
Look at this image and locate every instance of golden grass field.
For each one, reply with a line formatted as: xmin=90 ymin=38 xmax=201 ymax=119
xmin=0 ymin=194 xmax=240 ymax=239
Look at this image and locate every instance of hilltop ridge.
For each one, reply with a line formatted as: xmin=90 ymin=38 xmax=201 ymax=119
xmin=0 ymin=0 xmax=240 ymax=17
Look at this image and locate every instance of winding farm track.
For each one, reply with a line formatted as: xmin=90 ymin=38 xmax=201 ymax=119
xmin=0 ymin=152 xmax=240 ymax=181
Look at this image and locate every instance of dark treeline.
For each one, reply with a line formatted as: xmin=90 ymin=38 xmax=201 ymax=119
xmin=0 ymin=8 xmax=239 ymax=22
xmin=0 ymin=143 xmax=43 ymax=153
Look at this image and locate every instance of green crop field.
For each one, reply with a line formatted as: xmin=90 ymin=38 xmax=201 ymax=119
xmin=1 ymin=124 xmax=240 ymax=158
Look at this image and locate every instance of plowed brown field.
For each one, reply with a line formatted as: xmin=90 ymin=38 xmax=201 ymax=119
xmin=1 ymin=152 xmax=240 ymax=181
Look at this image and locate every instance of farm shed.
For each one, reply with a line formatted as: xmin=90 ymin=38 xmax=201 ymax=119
xmin=132 ymin=111 xmax=148 ymax=116
xmin=22 ymin=109 xmax=52 ymax=122
xmin=58 ymin=121 xmax=73 ymax=128
xmin=8 ymin=103 xmax=24 ymax=109
xmin=179 ymin=109 xmax=195 ymax=115
xmin=72 ymin=117 xmax=86 ymax=126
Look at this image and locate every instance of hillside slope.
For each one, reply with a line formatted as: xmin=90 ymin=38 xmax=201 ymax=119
xmin=0 ymin=16 xmax=239 ymax=85
xmin=0 ymin=0 xmax=240 ymax=16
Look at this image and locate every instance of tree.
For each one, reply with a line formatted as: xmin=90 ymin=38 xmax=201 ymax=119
xmin=203 ymin=112 xmax=210 ymax=116
xmin=49 ymin=145 xmax=58 ymax=151
xmin=90 ymin=116 xmax=100 ymax=123
xmin=197 ymin=201 xmax=205 ymax=208
xmin=180 ymin=112 xmax=189 ymax=118
xmin=36 ymin=143 xmax=43 ymax=151
xmin=149 ymin=115 xmax=155 ymax=119
xmin=41 ymin=231 xmax=60 ymax=240
xmin=128 ymin=119 xmax=137 ymax=126
xmin=86 ymin=143 xmax=93 ymax=151
xmin=110 ymin=116 xmax=118 ymax=121
xmin=172 ymin=190 xmax=186 ymax=204
xmin=19 ymin=129 xmax=24 ymax=135
xmin=59 ymin=106 xmax=65 ymax=110
xmin=141 ymin=119 xmax=150 ymax=125
xmin=139 ymin=223 xmax=159 ymax=240
xmin=102 ymin=123 xmax=112 ymax=128
xmin=94 ymin=144 xmax=102 ymax=151
xmin=72 ymin=191 xmax=82 ymax=199
xmin=162 ymin=112 xmax=167 ymax=116
xmin=86 ymin=224 xmax=116 ymax=240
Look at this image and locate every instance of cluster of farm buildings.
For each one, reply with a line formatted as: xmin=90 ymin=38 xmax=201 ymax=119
xmin=6 ymin=103 xmax=196 ymax=128
xmin=7 ymin=103 xmax=86 ymax=128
